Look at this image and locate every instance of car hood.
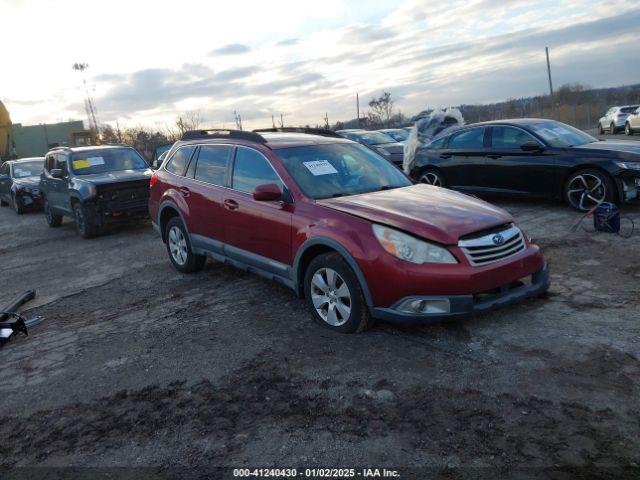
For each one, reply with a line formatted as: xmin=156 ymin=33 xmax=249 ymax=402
xmin=317 ymin=184 xmax=513 ymax=245
xmin=77 ymin=169 xmax=153 ymax=185
xmin=573 ymin=140 xmax=640 ymax=159
xmin=13 ymin=176 xmax=40 ymax=188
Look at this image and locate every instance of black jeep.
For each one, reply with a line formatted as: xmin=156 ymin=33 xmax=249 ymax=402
xmin=39 ymin=145 xmax=152 ymax=238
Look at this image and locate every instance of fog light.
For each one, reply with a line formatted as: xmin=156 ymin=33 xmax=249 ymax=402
xmin=396 ymin=298 xmax=450 ymax=314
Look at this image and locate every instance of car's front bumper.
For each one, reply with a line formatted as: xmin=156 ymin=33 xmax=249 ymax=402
xmin=17 ymin=192 xmax=43 ymax=208
xmin=371 ymin=263 xmax=550 ymax=324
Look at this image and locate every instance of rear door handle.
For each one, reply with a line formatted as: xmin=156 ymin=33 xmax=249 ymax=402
xmin=487 ymin=154 xmax=502 ymax=159
xmin=439 ymin=153 xmax=452 ymax=159
xmin=178 ymin=187 xmax=190 ymax=197
xmin=223 ymin=199 xmax=239 ymax=210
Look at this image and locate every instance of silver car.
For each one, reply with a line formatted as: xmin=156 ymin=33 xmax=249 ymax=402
xmin=624 ymin=106 xmax=640 ymax=136
xmin=598 ymin=105 xmax=639 ymax=134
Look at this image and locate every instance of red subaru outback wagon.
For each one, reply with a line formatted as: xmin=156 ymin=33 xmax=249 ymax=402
xmin=149 ymin=128 xmax=549 ymax=333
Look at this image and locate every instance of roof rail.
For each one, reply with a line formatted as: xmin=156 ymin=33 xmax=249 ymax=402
xmin=181 ymin=129 xmax=266 ymax=143
xmin=253 ymin=127 xmax=343 ymax=138
xmin=48 ymin=146 xmax=72 ymax=151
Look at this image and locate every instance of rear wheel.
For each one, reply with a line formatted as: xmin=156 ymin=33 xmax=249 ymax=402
xmin=11 ymin=194 xmax=25 ymax=214
xmin=625 ymin=123 xmax=633 ymax=136
xmin=304 ymin=253 xmax=373 ymax=333
xmin=564 ymin=169 xmax=614 ymax=212
xmin=73 ymin=202 xmax=100 ymax=239
xmin=165 ymin=217 xmax=206 ymax=273
xmin=418 ymin=169 xmax=445 ymax=187
xmin=43 ymin=198 xmax=62 ymax=227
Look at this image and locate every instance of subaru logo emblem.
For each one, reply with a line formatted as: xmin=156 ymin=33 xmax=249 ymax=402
xmin=492 ymin=234 xmax=505 ymax=246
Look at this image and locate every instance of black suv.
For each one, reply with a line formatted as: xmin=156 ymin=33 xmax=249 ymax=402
xmin=40 ymin=145 xmax=152 ymax=238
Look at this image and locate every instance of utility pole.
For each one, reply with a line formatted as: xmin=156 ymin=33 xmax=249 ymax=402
xmin=356 ymin=93 xmax=360 ymax=126
xmin=72 ymin=63 xmax=99 ymax=133
xmin=545 ymin=47 xmax=555 ymax=116
xmin=280 ymin=113 xmax=284 ymax=128
xmin=272 ymin=114 xmax=275 ymax=128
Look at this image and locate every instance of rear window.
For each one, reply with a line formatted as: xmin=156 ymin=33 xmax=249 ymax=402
xmin=620 ymin=106 xmax=638 ymax=114
xmin=165 ymin=146 xmax=195 ymax=176
xmin=71 ymin=148 xmax=148 ymax=175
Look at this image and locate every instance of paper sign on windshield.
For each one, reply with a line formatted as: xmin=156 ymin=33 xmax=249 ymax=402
xmin=303 ymin=160 xmax=338 ymax=176
xmin=73 ymin=157 xmax=105 ymax=169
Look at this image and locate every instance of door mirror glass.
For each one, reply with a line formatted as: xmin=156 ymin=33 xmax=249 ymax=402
xmin=253 ymin=183 xmax=283 ymax=201
xmin=520 ymin=141 xmax=543 ymax=152
xmin=50 ymin=168 xmax=64 ymax=179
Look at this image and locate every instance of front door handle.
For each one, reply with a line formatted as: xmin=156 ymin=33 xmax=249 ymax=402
xmin=223 ymin=199 xmax=239 ymax=210
xmin=487 ymin=154 xmax=502 ymax=159
xmin=439 ymin=153 xmax=452 ymax=159
xmin=179 ymin=187 xmax=190 ymax=197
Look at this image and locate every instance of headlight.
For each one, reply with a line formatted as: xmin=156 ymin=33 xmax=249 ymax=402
xmin=372 ymin=224 xmax=457 ymax=264
xmin=86 ymin=183 xmax=97 ymax=197
xmin=615 ymin=162 xmax=640 ymax=171
xmin=376 ymin=147 xmax=391 ymax=156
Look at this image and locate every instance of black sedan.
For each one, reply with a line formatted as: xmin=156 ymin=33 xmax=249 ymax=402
xmin=0 ymin=158 xmax=45 ymax=214
xmin=407 ymin=119 xmax=640 ymax=211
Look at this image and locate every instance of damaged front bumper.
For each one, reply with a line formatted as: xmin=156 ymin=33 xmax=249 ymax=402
xmin=371 ymin=264 xmax=550 ymax=324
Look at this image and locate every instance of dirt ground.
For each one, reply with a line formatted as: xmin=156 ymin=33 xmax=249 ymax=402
xmin=0 ymin=197 xmax=639 ymax=479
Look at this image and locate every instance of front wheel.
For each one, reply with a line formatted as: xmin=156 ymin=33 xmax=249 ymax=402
xmin=165 ymin=217 xmax=206 ymax=273
xmin=598 ymin=123 xmax=605 ymax=135
xmin=43 ymin=198 xmax=62 ymax=227
xmin=304 ymin=253 xmax=373 ymax=333
xmin=418 ymin=169 xmax=445 ymax=187
xmin=625 ymin=123 xmax=633 ymax=136
xmin=11 ymin=194 xmax=25 ymax=215
xmin=564 ymin=169 xmax=614 ymax=212
xmin=73 ymin=202 xmax=100 ymax=239
xmin=610 ymin=123 xmax=617 ymax=135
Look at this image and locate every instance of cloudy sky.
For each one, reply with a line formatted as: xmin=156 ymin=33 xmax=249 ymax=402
xmin=2 ymin=0 xmax=639 ymax=130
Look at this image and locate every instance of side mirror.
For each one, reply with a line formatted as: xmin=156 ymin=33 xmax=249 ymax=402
xmin=520 ymin=142 xmax=543 ymax=152
xmin=253 ymin=183 xmax=283 ymax=202
xmin=50 ymin=169 xmax=64 ymax=179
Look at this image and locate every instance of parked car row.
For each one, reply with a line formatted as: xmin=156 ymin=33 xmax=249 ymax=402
xmin=598 ymin=105 xmax=640 ymax=135
xmin=2 ymin=118 xmax=640 ymax=333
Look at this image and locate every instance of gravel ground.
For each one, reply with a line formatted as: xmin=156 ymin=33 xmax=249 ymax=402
xmin=0 ymin=197 xmax=639 ymax=479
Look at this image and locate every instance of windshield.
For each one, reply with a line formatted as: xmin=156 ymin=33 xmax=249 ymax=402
xmin=382 ymin=130 xmax=408 ymax=142
xmin=12 ymin=161 xmax=43 ymax=178
xmin=70 ymin=148 xmax=148 ymax=175
xmin=349 ymin=131 xmax=396 ymax=146
xmin=529 ymin=121 xmax=597 ymax=147
xmin=275 ymin=143 xmax=411 ymax=200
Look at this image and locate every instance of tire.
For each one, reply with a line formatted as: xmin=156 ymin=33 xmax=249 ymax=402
xmin=304 ymin=252 xmax=374 ymax=333
xmin=1 ymin=196 xmax=9 ymax=207
xmin=73 ymin=202 xmax=100 ymax=239
xmin=598 ymin=123 xmax=604 ymax=135
xmin=418 ymin=168 xmax=445 ymax=188
xmin=43 ymin=198 xmax=62 ymax=227
xmin=625 ymin=123 xmax=633 ymax=136
xmin=564 ymin=169 xmax=615 ymax=212
xmin=165 ymin=217 xmax=206 ymax=273
xmin=11 ymin=193 xmax=25 ymax=215
xmin=610 ymin=123 xmax=617 ymax=135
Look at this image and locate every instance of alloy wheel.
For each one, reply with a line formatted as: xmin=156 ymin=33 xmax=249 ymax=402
xmin=74 ymin=206 xmax=85 ymax=233
xmin=419 ymin=171 xmax=442 ymax=187
xmin=625 ymin=124 xmax=632 ymax=136
xmin=610 ymin=123 xmax=616 ymax=135
xmin=566 ymin=174 xmax=607 ymax=210
xmin=168 ymin=225 xmax=188 ymax=266
xmin=310 ymin=267 xmax=352 ymax=326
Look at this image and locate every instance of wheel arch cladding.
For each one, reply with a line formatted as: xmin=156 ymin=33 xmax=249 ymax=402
xmin=294 ymin=237 xmax=374 ymax=307
xmin=563 ymin=165 xmax=620 ymax=202
xmin=158 ymin=202 xmax=186 ymax=243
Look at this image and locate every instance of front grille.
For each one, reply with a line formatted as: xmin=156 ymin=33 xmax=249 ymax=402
xmin=97 ymin=180 xmax=150 ymax=213
xmin=458 ymin=224 xmax=526 ymax=266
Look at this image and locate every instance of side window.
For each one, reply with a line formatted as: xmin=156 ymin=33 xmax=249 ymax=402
xmin=448 ymin=128 xmax=485 ymax=150
xmin=194 ymin=145 xmax=232 ymax=186
xmin=426 ymin=136 xmax=446 ymax=150
xmin=55 ymin=154 xmax=68 ymax=175
xmin=491 ymin=127 xmax=539 ymax=149
xmin=45 ymin=154 xmax=56 ymax=172
xmin=232 ymin=147 xmax=283 ymax=194
xmin=165 ymin=146 xmax=195 ymax=176
xmin=0 ymin=163 xmax=9 ymax=175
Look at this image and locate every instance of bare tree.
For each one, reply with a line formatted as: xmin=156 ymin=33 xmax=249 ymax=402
xmin=368 ymin=92 xmax=394 ymax=128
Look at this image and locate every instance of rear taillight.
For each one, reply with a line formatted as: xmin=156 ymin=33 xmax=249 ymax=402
xmin=150 ymin=172 xmax=158 ymax=188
